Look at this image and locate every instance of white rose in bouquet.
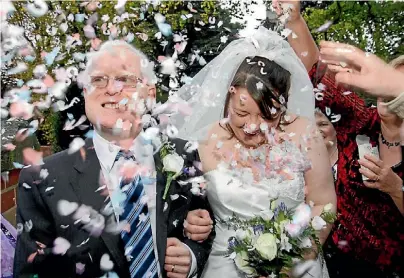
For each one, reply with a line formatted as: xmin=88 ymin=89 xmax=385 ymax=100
xmin=300 ymin=237 xmax=312 ymax=248
xmin=234 ymin=251 xmax=256 ymax=275
xmin=162 ymin=153 xmax=184 ymax=175
xmin=235 ymin=229 xmax=249 ymax=241
xmin=311 ymin=216 xmax=327 ymax=231
xmin=254 ymin=233 xmax=277 ymax=261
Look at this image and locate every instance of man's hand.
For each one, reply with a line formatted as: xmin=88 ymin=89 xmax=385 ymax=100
xmin=184 ymin=209 xmax=213 ymax=242
xmin=164 ymin=238 xmax=191 ymax=278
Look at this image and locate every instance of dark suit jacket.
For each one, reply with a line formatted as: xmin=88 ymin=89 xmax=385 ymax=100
xmin=14 ymin=138 xmax=214 ymax=278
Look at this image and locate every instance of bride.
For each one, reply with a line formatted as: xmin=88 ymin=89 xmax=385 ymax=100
xmin=173 ymin=27 xmax=336 ymax=277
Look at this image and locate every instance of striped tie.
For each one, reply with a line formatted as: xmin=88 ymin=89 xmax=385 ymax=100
xmin=116 ymin=151 xmax=158 ymax=278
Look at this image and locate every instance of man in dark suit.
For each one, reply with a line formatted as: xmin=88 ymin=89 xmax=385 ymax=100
xmin=14 ymin=41 xmax=214 ymax=278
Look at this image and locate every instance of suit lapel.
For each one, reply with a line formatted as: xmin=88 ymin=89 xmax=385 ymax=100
xmin=69 ymin=139 xmax=104 ymax=210
xmin=69 ymin=138 xmax=127 ymax=274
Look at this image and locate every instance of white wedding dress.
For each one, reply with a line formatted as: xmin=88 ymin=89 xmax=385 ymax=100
xmin=201 ymin=140 xmax=328 ymax=278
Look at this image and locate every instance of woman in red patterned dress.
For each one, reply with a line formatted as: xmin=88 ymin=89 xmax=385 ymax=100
xmin=309 ymin=61 xmax=404 ymax=278
xmin=281 ymin=2 xmax=404 ymax=276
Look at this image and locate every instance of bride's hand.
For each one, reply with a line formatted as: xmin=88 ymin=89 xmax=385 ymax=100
xmin=184 ymin=209 xmax=213 ymax=242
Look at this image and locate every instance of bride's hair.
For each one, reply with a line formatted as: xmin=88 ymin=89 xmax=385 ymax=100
xmin=222 ymin=56 xmax=291 ymax=136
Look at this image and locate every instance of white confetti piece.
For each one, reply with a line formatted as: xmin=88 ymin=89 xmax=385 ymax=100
xmin=53 ymin=237 xmax=71 ymax=255
xmin=40 ymin=168 xmax=49 ymax=179
xmin=216 ymin=141 xmax=223 ymax=149
xmin=61 ymin=225 xmax=70 ymax=229
xmin=315 ymin=20 xmax=333 ymax=33
xmin=343 ymin=91 xmax=352 ymax=96
xmin=76 ymin=238 xmax=90 ymax=247
xmin=331 ymin=114 xmax=341 ymax=123
xmin=16 ymin=223 xmax=24 ymax=235
xmin=100 ymin=254 xmax=114 ymax=271
xmin=57 ymin=200 xmax=79 ymax=216
xmin=170 ymin=194 xmax=179 ymax=201
xmin=190 ymin=187 xmax=200 ymax=195
xmin=315 ymin=92 xmax=324 ymax=101
xmin=26 ymin=0 xmax=48 ymax=17
xmin=45 ymin=187 xmax=54 ymax=192
xmin=163 ymin=202 xmax=168 ymax=212
xmin=172 ymin=219 xmax=179 ymax=227
xmin=68 ymin=137 xmax=85 ymax=154
xmin=24 ymin=220 xmax=33 ymax=232
xmin=22 ymin=182 xmax=31 ymax=189
xmin=95 ymin=185 xmax=106 ymax=192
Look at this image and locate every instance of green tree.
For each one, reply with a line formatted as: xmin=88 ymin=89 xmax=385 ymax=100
xmin=302 ymin=1 xmax=404 ymax=61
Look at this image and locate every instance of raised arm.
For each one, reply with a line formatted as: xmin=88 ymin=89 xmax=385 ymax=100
xmin=272 ymin=0 xmax=319 ymax=71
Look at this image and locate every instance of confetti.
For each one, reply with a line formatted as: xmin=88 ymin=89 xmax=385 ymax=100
xmin=53 ymin=237 xmax=71 ymax=255
xmin=315 ymin=20 xmax=333 ymax=33
xmin=40 ymin=169 xmax=49 ymax=179
xmin=20 ymin=182 xmax=31 ymax=190
xmin=7 ymin=62 xmax=28 ymax=75
xmin=170 ymin=194 xmax=179 ymax=201
xmin=57 ymin=200 xmax=79 ymax=216
xmin=68 ymin=137 xmax=85 ymax=155
xmin=100 ymin=254 xmax=114 ymax=271
xmin=26 ymin=0 xmax=48 ymax=17
xmin=76 ymin=263 xmax=86 ymax=275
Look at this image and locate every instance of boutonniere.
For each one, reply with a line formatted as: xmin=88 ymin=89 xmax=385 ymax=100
xmin=160 ymin=142 xmax=184 ymax=200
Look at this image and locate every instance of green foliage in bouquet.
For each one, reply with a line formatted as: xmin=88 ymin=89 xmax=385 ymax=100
xmin=220 ymin=200 xmax=336 ymax=278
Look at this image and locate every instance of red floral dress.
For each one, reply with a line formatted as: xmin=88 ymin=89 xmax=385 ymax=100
xmin=309 ymin=64 xmax=404 ymax=276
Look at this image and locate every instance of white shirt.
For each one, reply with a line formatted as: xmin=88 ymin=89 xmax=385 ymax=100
xmin=93 ymin=131 xmax=197 ymax=277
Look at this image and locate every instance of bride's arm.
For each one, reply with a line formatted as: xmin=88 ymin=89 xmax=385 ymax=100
xmin=302 ymin=124 xmax=337 ymax=244
xmin=272 ymin=0 xmax=319 ymax=71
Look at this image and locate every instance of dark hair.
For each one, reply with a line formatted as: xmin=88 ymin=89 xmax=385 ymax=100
xmin=222 ymin=56 xmax=291 ymax=135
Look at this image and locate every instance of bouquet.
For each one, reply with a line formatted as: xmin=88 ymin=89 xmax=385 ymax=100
xmin=221 ymin=200 xmax=336 ymax=278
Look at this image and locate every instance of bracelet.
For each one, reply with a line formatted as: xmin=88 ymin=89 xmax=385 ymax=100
xmin=384 ymin=92 xmax=404 ymax=119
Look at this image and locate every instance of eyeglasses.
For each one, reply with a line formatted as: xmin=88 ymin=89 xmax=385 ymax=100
xmin=90 ymin=75 xmax=143 ymax=88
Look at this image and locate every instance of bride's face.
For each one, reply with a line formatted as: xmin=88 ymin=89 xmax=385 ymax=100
xmin=228 ymin=88 xmax=271 ymax=147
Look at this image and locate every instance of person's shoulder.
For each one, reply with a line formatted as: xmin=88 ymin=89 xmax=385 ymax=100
xmin=20 ymin=148 xmax=76 ymax=179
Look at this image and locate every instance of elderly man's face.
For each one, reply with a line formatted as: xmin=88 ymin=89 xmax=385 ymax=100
xmin=84 ymin=46 xmax=149 ymax=138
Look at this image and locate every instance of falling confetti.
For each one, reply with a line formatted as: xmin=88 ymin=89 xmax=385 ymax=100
xmin=52 ymin=237 xmax=71 ymax=255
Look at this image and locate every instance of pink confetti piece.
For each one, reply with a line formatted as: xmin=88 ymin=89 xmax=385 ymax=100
xmin=53 ymin=237 xmax=71 ymax=255
xmin=76 ymin=263 xmax=86 ymax=275
xmin=43 ymin=74 xmax=55 ymax=87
